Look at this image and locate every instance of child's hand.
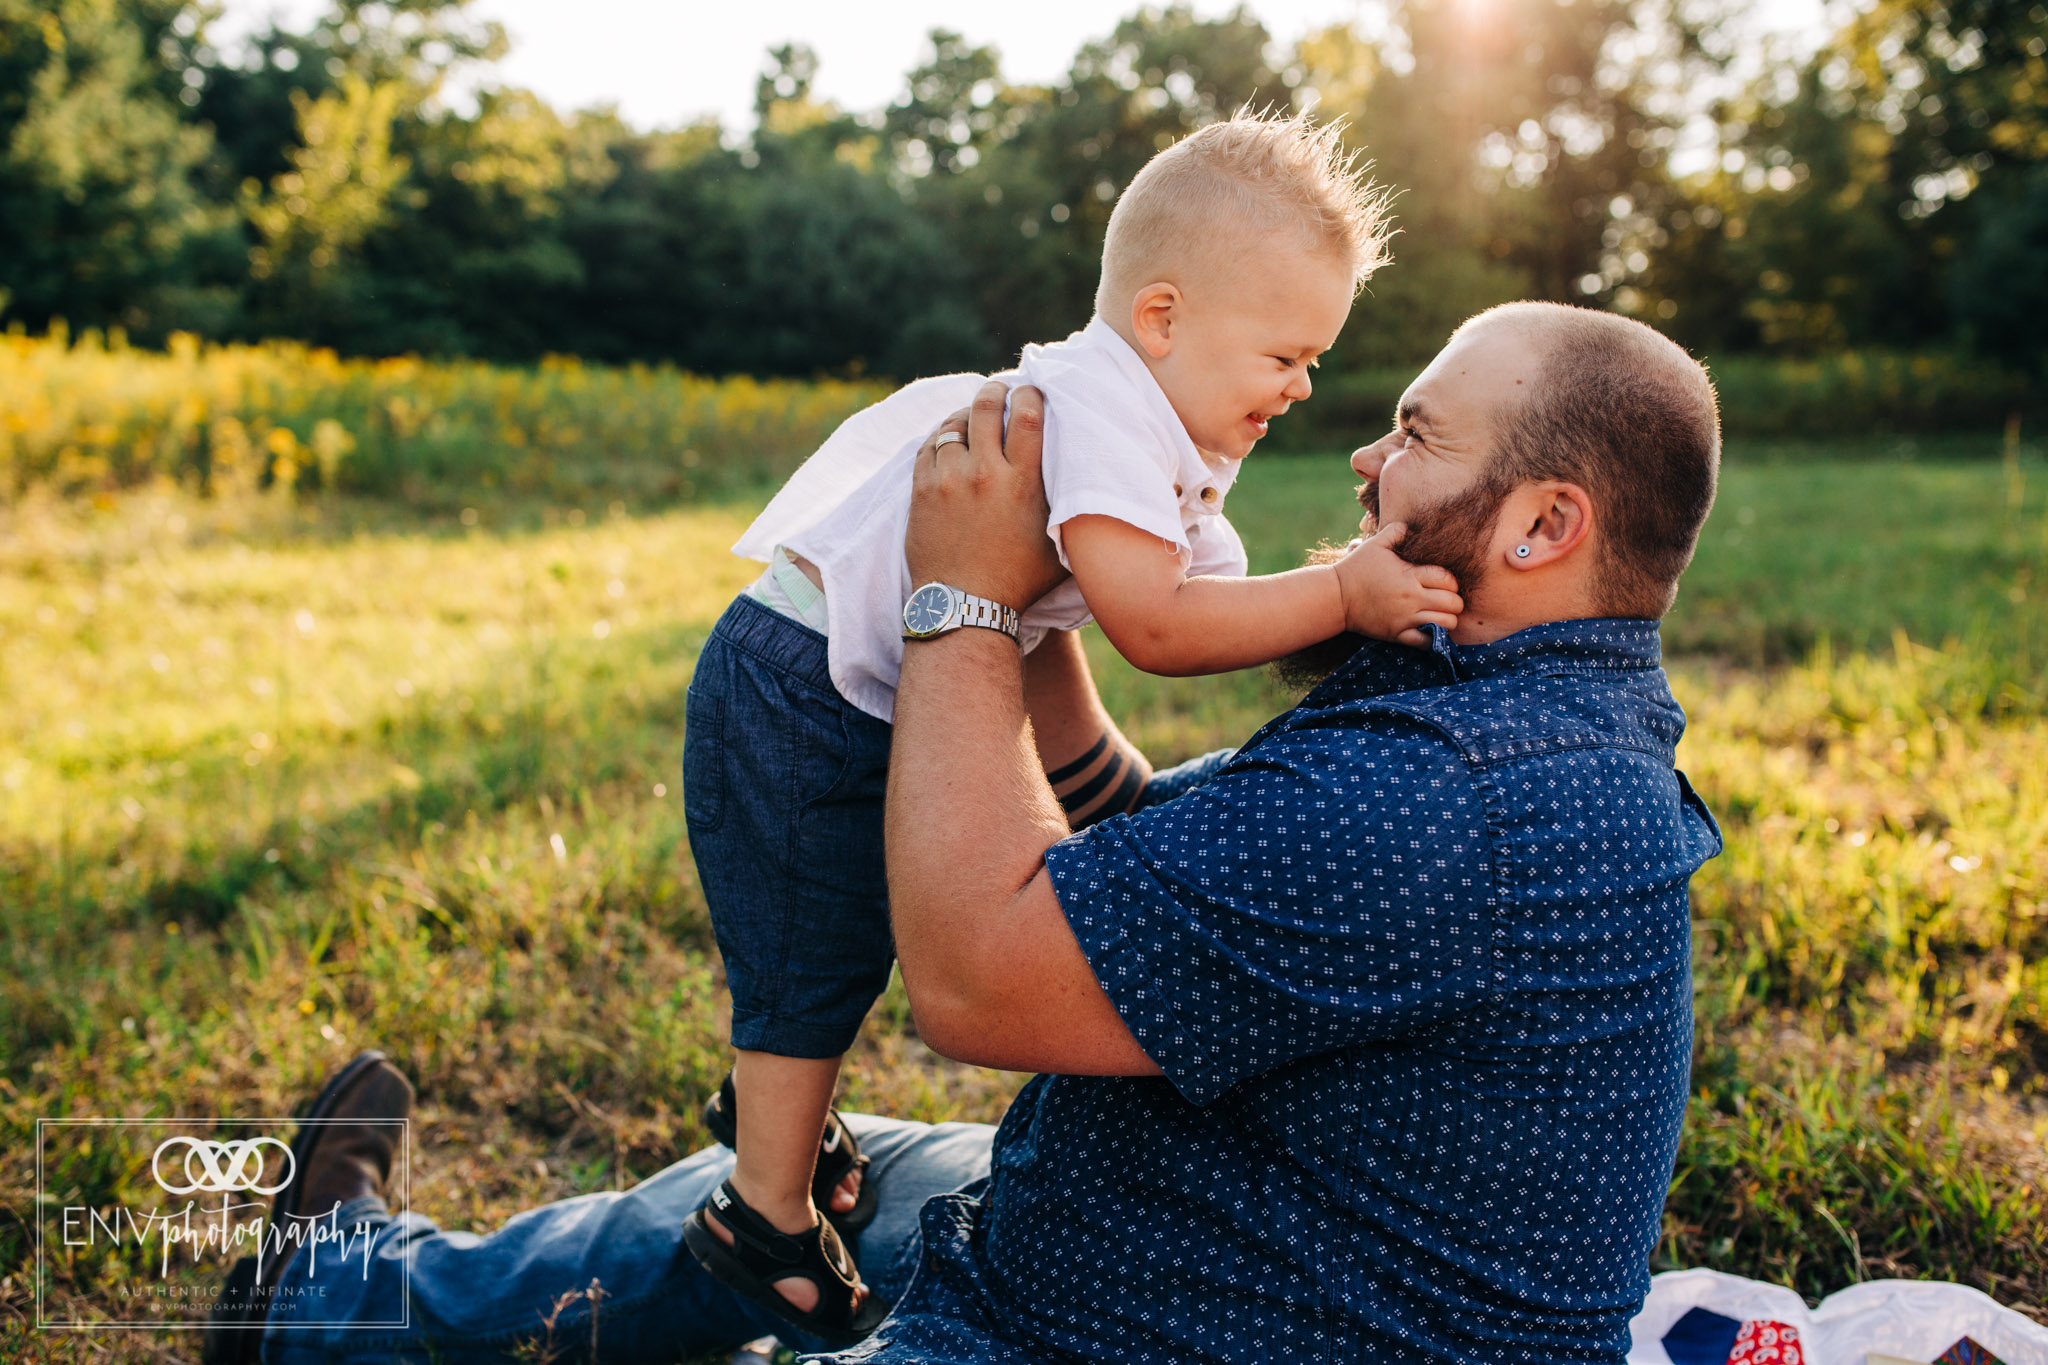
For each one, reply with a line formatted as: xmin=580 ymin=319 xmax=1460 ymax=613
xmin=1334 ymin=523 xmax=1462 ymax=648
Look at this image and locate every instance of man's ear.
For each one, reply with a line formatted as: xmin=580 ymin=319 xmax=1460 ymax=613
xmin=1504 ymin=481 xmax=1593 ymax=570
xmin=1130 ymin=282 xmax=1181 ymax=359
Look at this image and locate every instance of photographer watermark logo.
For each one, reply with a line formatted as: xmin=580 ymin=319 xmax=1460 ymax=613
xmin=34 ymin=1118 xmax=408 ymax=1333
xmin=151 ymin=1136 xmax=296 ymax=1197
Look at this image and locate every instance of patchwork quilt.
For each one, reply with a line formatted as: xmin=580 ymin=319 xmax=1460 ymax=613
xmin=1629 ymin=1270 xmax=2048 ymax=1365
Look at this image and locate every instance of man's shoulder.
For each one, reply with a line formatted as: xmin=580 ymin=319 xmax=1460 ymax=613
xmin=1236 ymin=698 xmax=1488 ymax=803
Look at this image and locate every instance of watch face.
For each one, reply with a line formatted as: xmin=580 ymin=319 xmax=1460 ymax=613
xmin=904 ymin=583 xmax=954 ymax=636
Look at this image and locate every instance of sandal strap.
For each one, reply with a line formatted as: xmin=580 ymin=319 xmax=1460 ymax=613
xmin=686 ymin=1179 xmax=885 ymax=1347
xmin=705 ymin=1179 xmax=860 ymax=1289
xmin=705 ymin=1181 xmax=804 ymax=1266
xmin=702 ymin=1071 xmax=876 ymax=1234
xmin=703 ymin=1073 xmax=738 ymax=1149
xmin=814 ymin=1109 xmax=869 ymax=1189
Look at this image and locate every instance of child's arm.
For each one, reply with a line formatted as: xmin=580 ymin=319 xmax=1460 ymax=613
xmin=1060 ymin=514 xmax=1462 ymax=677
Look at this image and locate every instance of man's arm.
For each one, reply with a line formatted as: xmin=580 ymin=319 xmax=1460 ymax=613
xmin=888 ymin=382 xmax=1160 ymax=1077
xmin=1024 ymin=628 xmax=1152 ymax=828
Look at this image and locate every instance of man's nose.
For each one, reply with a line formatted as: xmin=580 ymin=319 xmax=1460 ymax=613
xmin=1351 ymin=439 xmax=1389 ymax=479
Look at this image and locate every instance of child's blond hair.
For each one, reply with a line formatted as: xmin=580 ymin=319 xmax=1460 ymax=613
xmin=1095 ymin=107 xmax=1392 ymax=316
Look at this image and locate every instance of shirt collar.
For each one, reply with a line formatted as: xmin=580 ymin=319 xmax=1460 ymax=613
xmin=1435 ymin=617 xmax=1663 ymax=679
xmin=1071 ymin=315 xmax=1167 ymax=408
xmin=1324 ymin=617 xmax=1666 ymax=701
xmin=1068 ymin=316 xmax=1243 ymax=502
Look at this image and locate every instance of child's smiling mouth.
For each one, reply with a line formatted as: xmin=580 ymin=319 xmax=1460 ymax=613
xmin=1246 ymin=406 xmax=1289 ymax=439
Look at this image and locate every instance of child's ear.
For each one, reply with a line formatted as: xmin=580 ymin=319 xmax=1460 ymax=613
xmin=1130 ymin=282 xmax=1181 ymax=359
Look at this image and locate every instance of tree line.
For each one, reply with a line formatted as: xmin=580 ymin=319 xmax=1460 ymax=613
xmin=2 ymin=0 xmax=2043 ymax=387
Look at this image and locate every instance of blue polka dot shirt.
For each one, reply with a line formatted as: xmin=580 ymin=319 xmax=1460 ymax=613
xmin=831 ymin=619 xmax=1724 ymax=1365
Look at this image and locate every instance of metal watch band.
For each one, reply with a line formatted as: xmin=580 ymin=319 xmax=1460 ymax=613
xmin=956 ymin=592 xmax=1021 ymax=640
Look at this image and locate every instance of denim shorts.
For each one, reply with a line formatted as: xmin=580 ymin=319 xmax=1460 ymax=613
xmin=683 ymin=595 xmax=895 ymax=1058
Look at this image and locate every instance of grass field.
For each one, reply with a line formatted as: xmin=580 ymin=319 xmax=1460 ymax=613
xmin=3 ymin=438 xmax=2048 ymax=1358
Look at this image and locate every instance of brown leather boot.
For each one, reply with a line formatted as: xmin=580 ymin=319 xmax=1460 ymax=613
xmin=293 ymin=1057 xmax=413 ymax=1219
xmin=202 ymin=1052 xmax=414 ymax=1365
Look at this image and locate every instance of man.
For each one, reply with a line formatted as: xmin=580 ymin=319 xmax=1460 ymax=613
xmin=209 ymin=301 xmax=1723 ymax=1364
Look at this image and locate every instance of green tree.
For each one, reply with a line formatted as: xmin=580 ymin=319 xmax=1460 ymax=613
xmin=547 ymin=122 xmax=744 ymax=365
xmin=1951 ymin=163 xmax=2048 ymax=362
xmin=884 ymin=28 xmax=1012 ymax=177
xmin=192 ymin=0 xmax=502 ymax=191
xmin=896 ymin=6 xmax=1283 ymax=360
xmin=1292 ymin=21 xmax=1526 ymax=368
xmin=225 ymin=0 xmax=535 ymax=351
xmin=1646 ymin=0 xmax=2048 ymax=354
xmin=1273 ymin=0 xmax=1705 ymax=375
xmin=342 ymin=87 xmax=610 ymax=357
xmin=0 ymin=0 xmax=234 ymax=335
xmin=530 ymin=46 xmax=992 ymax=378
xmin=242 ymin=75 xmax=411 ymax=343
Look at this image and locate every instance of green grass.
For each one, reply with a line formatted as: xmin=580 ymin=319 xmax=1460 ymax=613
xmin=2 ymin=445 xmax=2046 ymax=1358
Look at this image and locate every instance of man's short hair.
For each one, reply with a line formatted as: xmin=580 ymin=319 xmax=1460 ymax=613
xmin=1464 ymin=302 xmax=1721 ymax=619
xmin=1095 ymin=108 xmax=1391 ymax=316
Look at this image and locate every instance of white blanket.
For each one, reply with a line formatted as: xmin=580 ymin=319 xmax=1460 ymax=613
xmin=1629 ymin=1268 xmax=2048 ymax=1364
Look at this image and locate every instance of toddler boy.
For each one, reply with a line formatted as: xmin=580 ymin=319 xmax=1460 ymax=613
xmin=679 ymin=110 xmax=1461 ymax=1344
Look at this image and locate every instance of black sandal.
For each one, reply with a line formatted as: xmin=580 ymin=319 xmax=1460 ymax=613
xmin=682 ymin=1178 xmax=888 ymax=1347
xmin=703 ymin=1073 xmax=878 ymax=1236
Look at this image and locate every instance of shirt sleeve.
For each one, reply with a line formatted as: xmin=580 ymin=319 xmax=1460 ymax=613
xmin=1133 ymin=748 xmax=1236 ymax=810
xmin=1042 ymin=714 xmax=1498 ymax=1106
xmin=734 ymin=372 xmax=986 ymax=562
xmin=1038 ymin=394 xmax=1190 ymax=568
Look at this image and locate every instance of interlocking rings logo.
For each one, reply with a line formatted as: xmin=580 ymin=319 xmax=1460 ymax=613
xmin=151 ymin=1136 xmax=295 ymax=1196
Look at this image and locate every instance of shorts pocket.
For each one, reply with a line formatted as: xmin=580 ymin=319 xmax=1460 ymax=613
xmin=682 ymin=682 xmax=725 ymax=832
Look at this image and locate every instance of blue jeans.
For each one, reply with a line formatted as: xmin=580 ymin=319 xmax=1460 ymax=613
xmin=261 ymin=1116 xmax=995 ymax=1364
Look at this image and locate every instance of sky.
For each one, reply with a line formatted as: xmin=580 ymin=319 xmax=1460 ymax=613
xmin=214 ymin=0 xmax=1833 ymax=135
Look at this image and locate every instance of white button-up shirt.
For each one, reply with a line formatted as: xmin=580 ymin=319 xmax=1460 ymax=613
xmin=733 ymin=316 xmax=1247 ymax=722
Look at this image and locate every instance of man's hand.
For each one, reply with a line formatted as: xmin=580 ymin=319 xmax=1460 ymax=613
xmin=907 ymin=380 xmax=1067 ymax=611
xmin=1334 ymin=523 xmax=1463 ymax=649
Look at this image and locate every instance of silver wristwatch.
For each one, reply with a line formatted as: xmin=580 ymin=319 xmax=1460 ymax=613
xmin=901 ymin=582 xmax=1021 ymax=642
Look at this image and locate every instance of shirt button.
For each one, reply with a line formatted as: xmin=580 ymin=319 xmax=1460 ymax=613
xmin=1199 ymin=486 xmax=1219 ymax=505
xmin=1173 ymin=483 xmax=1183 ymax=497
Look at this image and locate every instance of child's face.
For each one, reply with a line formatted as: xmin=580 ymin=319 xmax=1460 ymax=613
xmin=1145 ymin=242 xmax=1355 ymax=461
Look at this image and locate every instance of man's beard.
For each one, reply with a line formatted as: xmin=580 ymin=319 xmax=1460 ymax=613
xmin=1268 ymin=475 xmax=1511 ymax=694
xmin=1370 ymin=473 xmax=1508 ymax=601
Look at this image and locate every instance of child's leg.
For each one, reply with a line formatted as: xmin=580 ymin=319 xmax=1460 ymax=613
xmin=683 ymin=597 xmax=897 ymax=1324
xmin=727 ymin=1049 xmax=840 ymax=1229
xmin=712 ymin=1049 xmax=846 ymax=1313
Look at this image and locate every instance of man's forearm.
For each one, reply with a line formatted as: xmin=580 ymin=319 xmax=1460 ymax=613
xmin=887 ymin=629 xmax=1070 ymax=1027
xmin=1023 ymin=629 xmax=1152 ymax=827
